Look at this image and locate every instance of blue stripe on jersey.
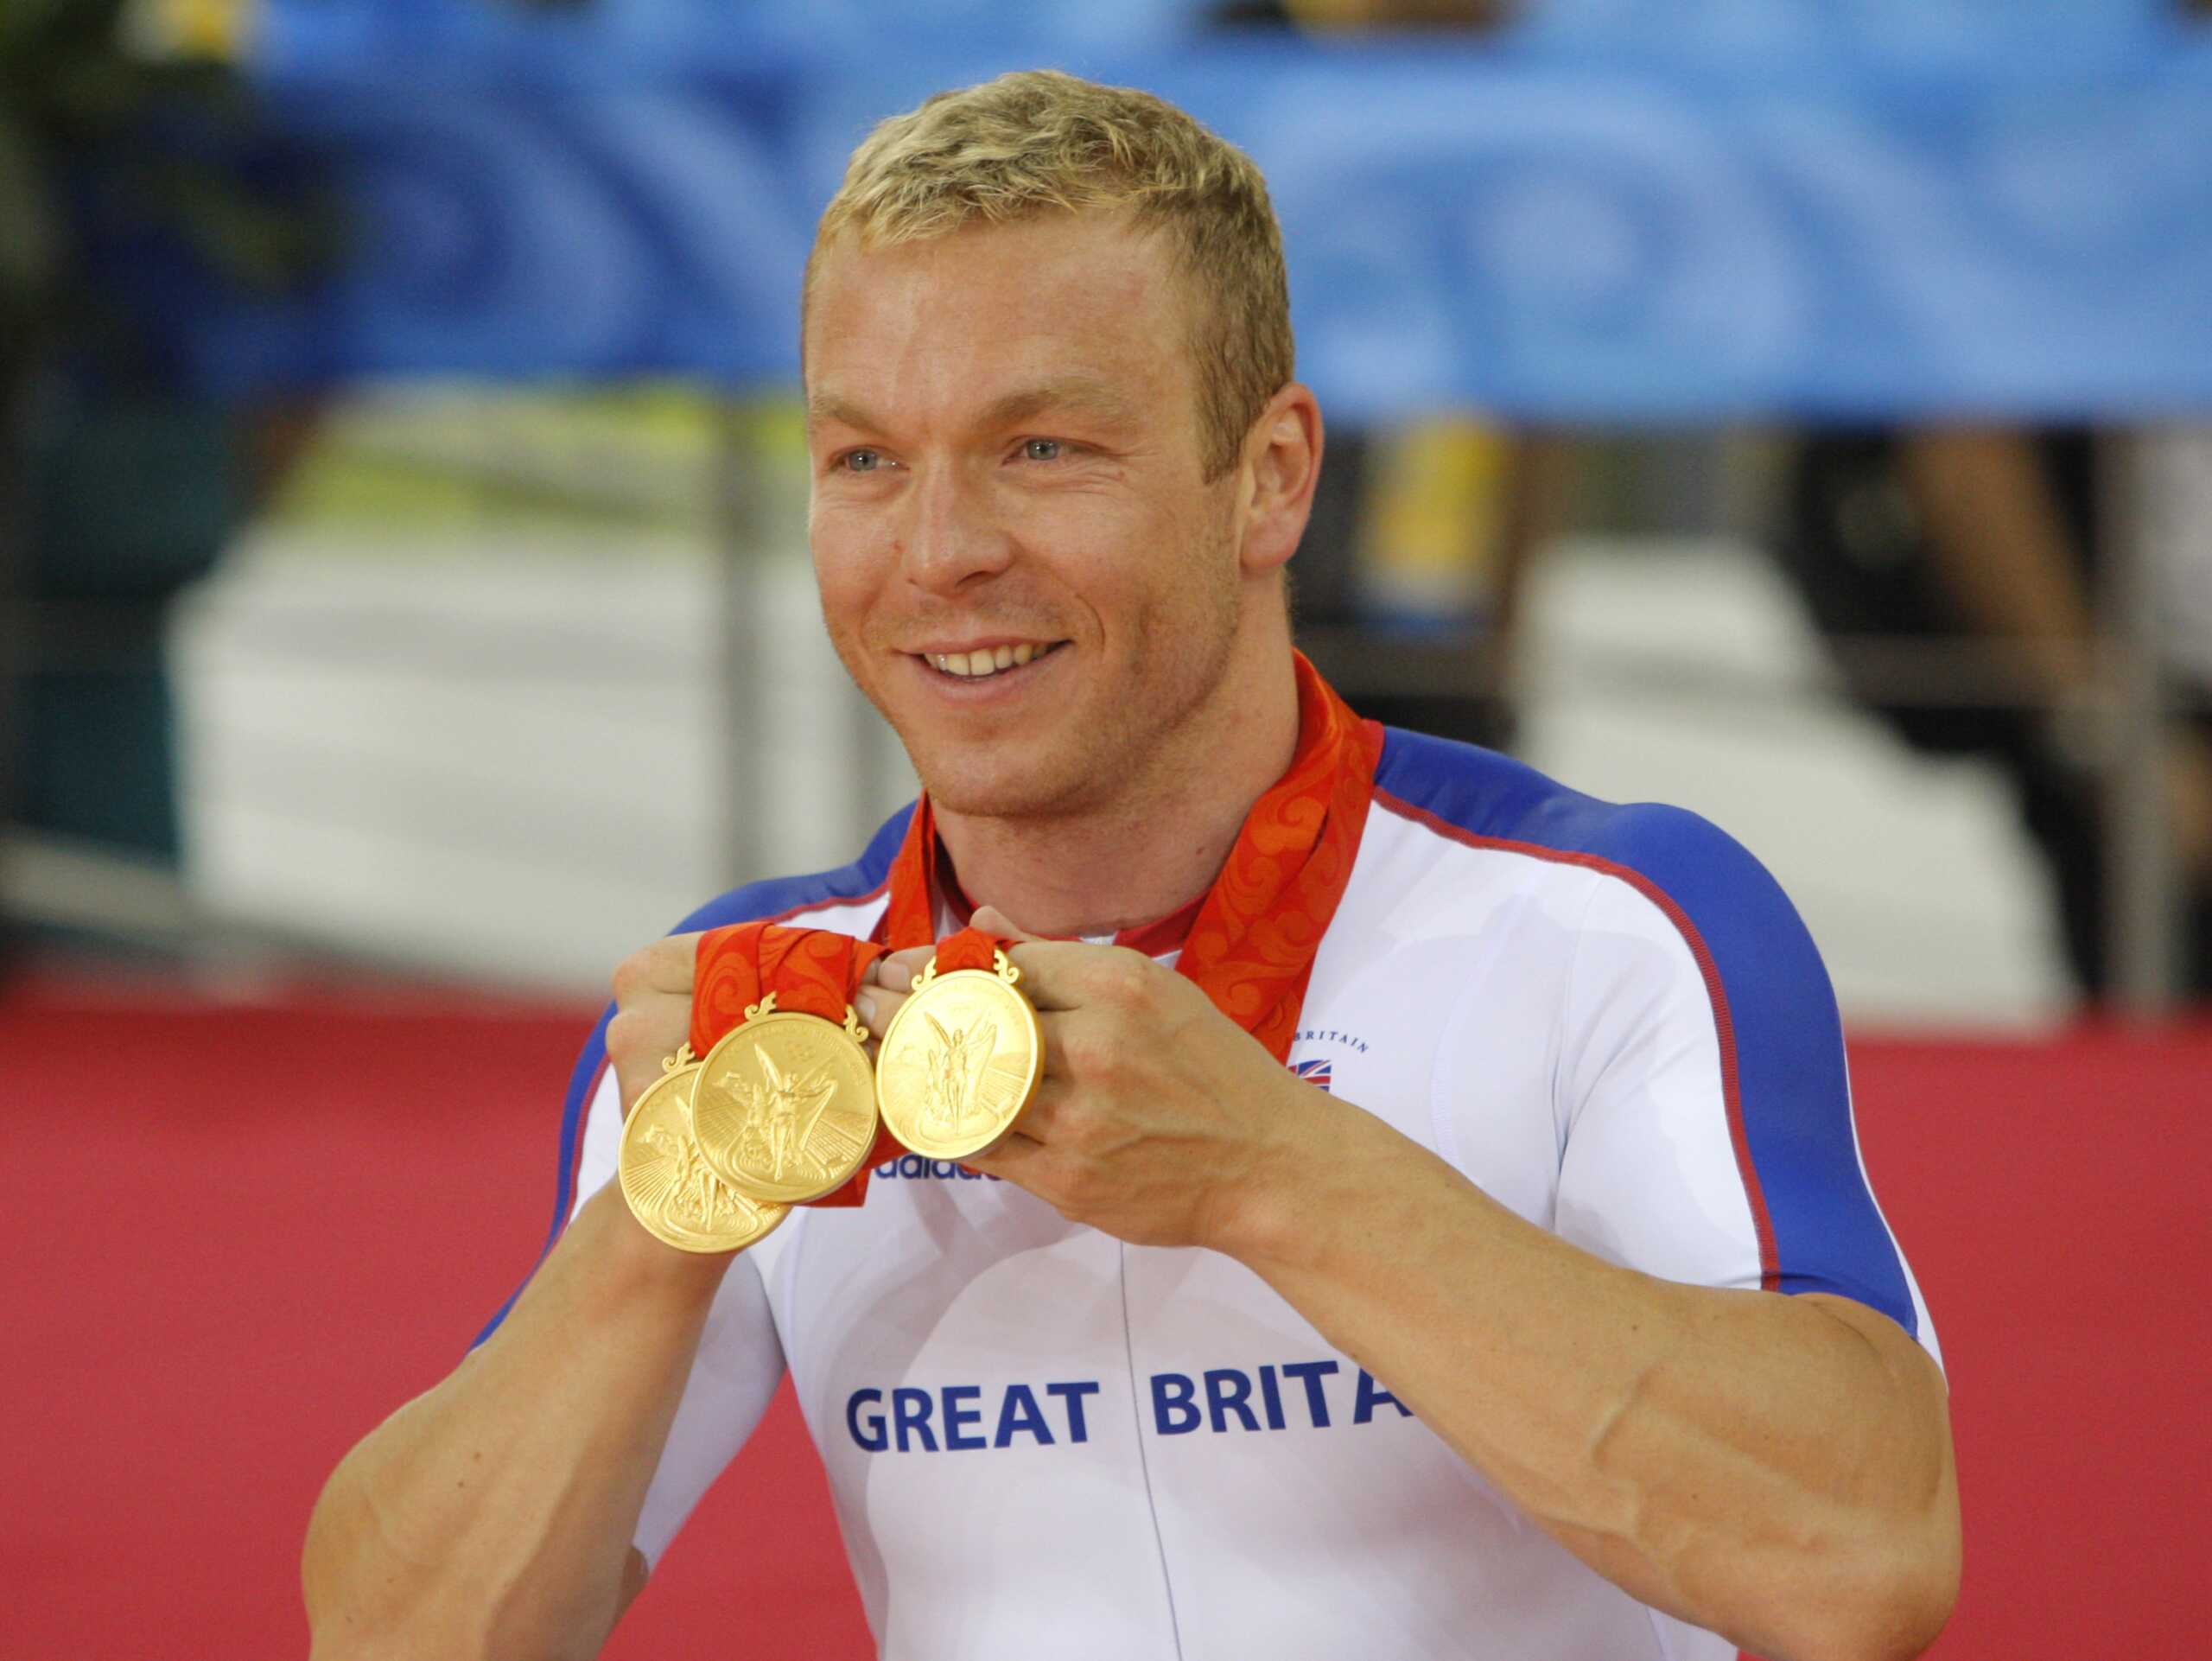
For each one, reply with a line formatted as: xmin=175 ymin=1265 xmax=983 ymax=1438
xmin=471 ymin=802 xmax=917 ymax=1348
xmin=1370 ymin=727 xmax=1918 ymax=1339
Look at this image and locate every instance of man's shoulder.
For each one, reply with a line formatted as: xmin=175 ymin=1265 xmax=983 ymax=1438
xmin=670 ymin=803 xmax=914 ymax=936
xmin=1369 ymin=725 xmax=1778 ymax=915
xmin=1365 ymin=725 xmax=1833 ymax=1012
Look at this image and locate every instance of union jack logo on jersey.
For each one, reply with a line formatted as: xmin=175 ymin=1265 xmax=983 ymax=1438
xmin=1289 ymin=1058 xmax=1333 ymax=1092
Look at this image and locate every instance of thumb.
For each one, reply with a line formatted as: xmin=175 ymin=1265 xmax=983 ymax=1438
xmin=969 ymin=904 xmax=1044 ymax=943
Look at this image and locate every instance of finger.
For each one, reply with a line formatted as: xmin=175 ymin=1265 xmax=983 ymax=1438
xmin=969 ymin=904 xmax=1045 ymax=944
xmin=870 ymin=945 xmax=936 ymax=991
xmin=612 ymin=933 xmax=701 ymax=1008
xmin=1033 ymin=1009 xmax=1086 ymax=1079
xmin=853 ymin=979 xmax=908 ymax=1040
xmin=651 ymin=932 xmax=702 ymax=991
xmin=965 ymin=1128 xmax=1050 ymax=1182
xmin=1005 ymin=1070 xmax=1072 ymax=1139
xmin=1001 ymin=939 xmax=1136 ymax=1012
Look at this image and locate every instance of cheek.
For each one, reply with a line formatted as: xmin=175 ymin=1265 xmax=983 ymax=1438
xmin=1020 ymin=496 xmax=1181 ymax=617
xmin=810 ymin=521 xmax=881 ymax=640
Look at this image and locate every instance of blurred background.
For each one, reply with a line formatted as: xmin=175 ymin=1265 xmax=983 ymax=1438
xmin=3 ymin=1 xmax=2209 ymax=1657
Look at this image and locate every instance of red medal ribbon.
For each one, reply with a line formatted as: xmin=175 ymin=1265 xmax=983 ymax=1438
xmin=878 ymin=652 xmax=1381 ymax=1063
xmin=930 ymin=926 xmax=1006 ymax=976
xmin=692 ymin=922 xmax=887 ymax=1206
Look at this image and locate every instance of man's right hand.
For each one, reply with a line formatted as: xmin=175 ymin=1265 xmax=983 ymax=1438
xmin=609 ymin=930 xmax=928 ymax=1124
xmin=606 ymin=932 xmax=704 ymax=1117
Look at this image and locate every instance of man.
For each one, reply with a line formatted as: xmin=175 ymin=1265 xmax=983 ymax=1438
xmin=303 ymin=71 xmax=1958 ymax=1661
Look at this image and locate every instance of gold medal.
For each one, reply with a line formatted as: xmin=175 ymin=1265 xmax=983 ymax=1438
xmin=690 ymin=994 xmax=880 ymax=1204
xmin=619 ymin=1046 xmax=788 ymax=1253
xmin=874 ymin=947 xmax=1042 ymax=1160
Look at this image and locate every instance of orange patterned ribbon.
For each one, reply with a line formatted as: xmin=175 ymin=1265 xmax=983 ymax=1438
xmin=879 ymin=810 xmax=940 ymax=952
xmin=931 ymin=926 xmax=1005 ymax=976
xmin=879 ymin=652 xmax=1382 ymax=1064
xmin=692 ymin=922 xmax=887 ymax=1206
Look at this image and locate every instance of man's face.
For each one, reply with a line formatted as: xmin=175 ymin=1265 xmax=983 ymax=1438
xmin=804 ymin=210 xmax=1248 ymax=821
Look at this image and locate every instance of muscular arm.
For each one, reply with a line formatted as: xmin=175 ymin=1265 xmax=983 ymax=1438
xmin=1218 ymin=1102 xmax=1957 ymax=1661
xmin=304 ymin=932 xmax=736 ymax=1660
xmin=957 ymin=913 xmax=1958 ymax=1661
xmin=302 ymin=1185 xmax=734 ymax=1660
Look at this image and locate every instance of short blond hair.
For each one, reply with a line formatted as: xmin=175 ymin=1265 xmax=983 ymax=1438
xmin=809 ymin=70 xmax=1294 ymax=481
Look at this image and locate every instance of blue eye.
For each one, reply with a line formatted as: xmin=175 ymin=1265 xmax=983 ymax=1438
xmin=842 ymin=449 xmax=882 ymax=473
xmin=1022 ymin=439 xmax=1063 ymax=461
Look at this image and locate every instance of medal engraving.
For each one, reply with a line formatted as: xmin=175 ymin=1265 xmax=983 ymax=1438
xmin=693 ymin=1012 xmax=880 ymax=1204
xmin=620 ymin=1052 xmax=787 ymax=1253
xmin=876 ymin=953 xmax=1042 ymax=1160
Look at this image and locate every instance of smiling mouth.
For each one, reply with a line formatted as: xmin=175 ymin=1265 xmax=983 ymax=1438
xmin=919 ymin=641 xmax=1067 ymax=680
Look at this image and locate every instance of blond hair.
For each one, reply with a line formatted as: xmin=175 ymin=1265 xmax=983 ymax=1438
xmin=809 ymin=70 xmax=1294 ymax=480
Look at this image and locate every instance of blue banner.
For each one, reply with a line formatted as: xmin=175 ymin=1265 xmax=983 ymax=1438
xmin=165 ymin=11 xmax=2212 ymax=419
xmin=1508 ymin=0 xmax=2183 ymax=63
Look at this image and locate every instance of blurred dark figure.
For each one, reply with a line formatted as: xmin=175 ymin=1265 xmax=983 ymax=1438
xmin=1212 ymin=0 xmax=1555 ymax=753
xmin=1778 ymin=429 xmax=2212 ymax=998
xmin=16 ymin=397 xmax=321 ymax=858
xmin=0 ymin=0 xmax=331 ymax=949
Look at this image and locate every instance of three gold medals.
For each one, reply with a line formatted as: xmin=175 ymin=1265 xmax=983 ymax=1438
xmin=620 ymin=931 xmax=1043 ymax=1252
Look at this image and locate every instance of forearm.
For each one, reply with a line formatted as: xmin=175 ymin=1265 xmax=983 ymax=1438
xmin=1222 ymin=1101 xmax=1957 ymax=1661
xmin=303 ymin=1183 xmax=735 ymax=1660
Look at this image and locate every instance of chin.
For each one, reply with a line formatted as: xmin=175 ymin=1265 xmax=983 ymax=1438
xmin=908 ymin=745 xmax=1098 ymax=821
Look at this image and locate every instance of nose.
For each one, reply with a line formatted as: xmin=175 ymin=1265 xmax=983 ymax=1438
xmin=897 ymin=461 xmax=1014 ymax=597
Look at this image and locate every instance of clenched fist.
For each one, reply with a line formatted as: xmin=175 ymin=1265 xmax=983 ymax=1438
xmin=604 ymin=933 xmax=702 ymax=1117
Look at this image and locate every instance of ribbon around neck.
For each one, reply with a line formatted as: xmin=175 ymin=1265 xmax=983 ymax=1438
xmin=877 ymin=652 xmax=1382 ymax=1064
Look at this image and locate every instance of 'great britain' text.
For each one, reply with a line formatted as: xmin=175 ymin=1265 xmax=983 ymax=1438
xmin=845 ymin=1360 xmax=1411 ymax=1452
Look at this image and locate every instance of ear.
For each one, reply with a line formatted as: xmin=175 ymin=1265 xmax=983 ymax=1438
xmin=1236 ymin=383 xmax=1324 ymax=577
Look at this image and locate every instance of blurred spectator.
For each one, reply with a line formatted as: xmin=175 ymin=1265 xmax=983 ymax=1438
xmin=0 ymin=0 xmax=330 ymax=956
xmin=1779 ymin=428 xmax=2212 ymax=999
xmin=16 ymin=396 xmax=321 ymax=862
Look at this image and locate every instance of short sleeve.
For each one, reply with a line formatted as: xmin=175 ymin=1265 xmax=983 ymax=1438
xmin=1549 ymin=807 xmax=1938 ymax=1366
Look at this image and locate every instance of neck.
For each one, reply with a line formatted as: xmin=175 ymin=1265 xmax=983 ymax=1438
xmin=932 ymin=636 xmax=1301 ymax=940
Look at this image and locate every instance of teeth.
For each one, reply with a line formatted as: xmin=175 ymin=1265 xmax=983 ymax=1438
xmin=928 ymin=643 xmax=1052 ymax=678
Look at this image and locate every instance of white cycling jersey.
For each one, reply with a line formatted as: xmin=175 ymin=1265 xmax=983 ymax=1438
xmin=490 ymin=727 xmax=1938 ymax=1661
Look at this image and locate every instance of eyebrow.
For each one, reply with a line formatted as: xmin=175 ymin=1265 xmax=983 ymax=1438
xmin=975 ymin=377 xmax=1141 ymax=432
xmin=806 ymin=377 xmax=1142 ymax=439
xmin=805 ymin=391 xmax=884 ymax=434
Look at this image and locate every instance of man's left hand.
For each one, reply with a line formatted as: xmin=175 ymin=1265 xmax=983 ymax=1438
xmin=861 ymin=906 xmax=1325 ymax=1253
